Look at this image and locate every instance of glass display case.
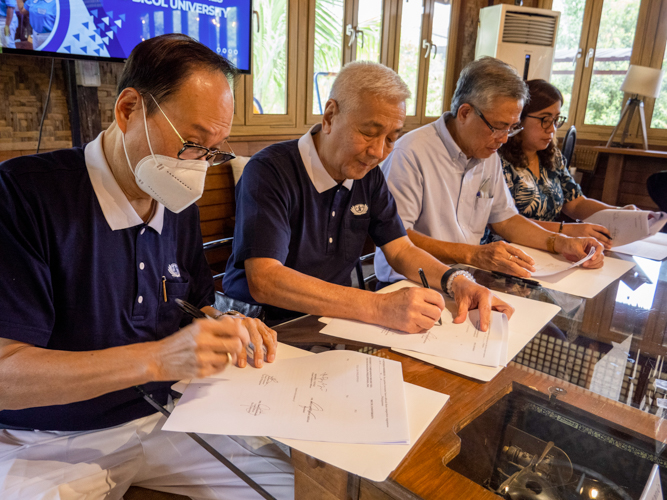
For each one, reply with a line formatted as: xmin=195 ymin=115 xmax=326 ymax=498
xmin=462 ymin=252 xmax=667 ymax=418
xmin=449 ymin=384 xmax=664 ymax=499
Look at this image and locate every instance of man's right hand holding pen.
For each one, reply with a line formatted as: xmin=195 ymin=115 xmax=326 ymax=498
xmin=157 ymin=300 xmax=278 ymax=381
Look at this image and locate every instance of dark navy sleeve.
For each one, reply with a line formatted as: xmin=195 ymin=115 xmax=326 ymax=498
xmin=0 ymin=168 xmax=54 ymax=346
xmin=367 ymin=168 xmax=407 ymax=248
xmin=188 ymin=207 xmax=216 ymax=310
xmin=232 ymin=157 xmax=293 ymax=269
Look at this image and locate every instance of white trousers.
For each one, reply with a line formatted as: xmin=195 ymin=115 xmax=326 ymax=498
xmin=32 ymin=31 xmax=50 ymax=49
xmin=0 ymin=412 xmax=294 ymax=500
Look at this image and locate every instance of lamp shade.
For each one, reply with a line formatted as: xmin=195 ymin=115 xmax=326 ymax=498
xmin=620 ymin=65 xmax=664 ymax=98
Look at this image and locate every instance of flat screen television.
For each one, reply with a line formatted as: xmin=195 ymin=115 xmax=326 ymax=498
xmin=1 ymin=0 xmax=252 ymax=72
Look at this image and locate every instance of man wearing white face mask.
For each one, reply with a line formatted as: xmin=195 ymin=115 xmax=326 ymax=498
xmin=0 ymin=34 xmax=294 ymax=499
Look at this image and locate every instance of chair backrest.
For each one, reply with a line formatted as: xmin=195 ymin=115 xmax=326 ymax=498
xmin=647 ymin=171 xmax=667 ymax=213
xmin=561 ymin=126 xmax=577 ymax=169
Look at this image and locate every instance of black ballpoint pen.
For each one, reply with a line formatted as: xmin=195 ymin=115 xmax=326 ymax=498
xmin=492 ymin=270 xmax=541 ymax=288
xmin=418 ymin=268 xmax=443 ymax=326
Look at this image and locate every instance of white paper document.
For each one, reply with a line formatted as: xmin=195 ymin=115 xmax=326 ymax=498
xmin=513 ymin=245 xmax=636 ymax=298
xmin=585 ymin=209 xmax=667 ymax=246
xmin=171 ymin=343 xmax=450 ymax=482
xmin=640 ymin=464 xmax=663 ymax=500
xmin=530 ymin=246 xmax=596 ymax=277
xmin=649 ymin=232 xmax=667 ymax=246
xmin=321 ymin=309 xmax=509 ymax=368
xmin=278 ymin=382 xmax=449 ymax=482
xmin=163 ymin=350 xmax=410 ymax=444
xmin=321 ymin=281 xmax=560 ymax=381
xmin=613 ymin=233 xmax=667 ymax=261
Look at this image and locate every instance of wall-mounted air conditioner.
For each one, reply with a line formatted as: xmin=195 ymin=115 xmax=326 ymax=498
xmin=475 ymin=4 xmax=560 ymax=81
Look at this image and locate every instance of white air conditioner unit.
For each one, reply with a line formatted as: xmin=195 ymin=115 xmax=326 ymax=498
xmin=475 ymin=4 xmax=560 ymax=81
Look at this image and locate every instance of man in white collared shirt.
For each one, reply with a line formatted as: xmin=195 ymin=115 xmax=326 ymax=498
xmin=375 ymin=57 xmax=605 ymax=285
xmin=0 ymin=34 xmax=293 ymax=499
xmin=224 ymin=61 xmax=516 ymax=334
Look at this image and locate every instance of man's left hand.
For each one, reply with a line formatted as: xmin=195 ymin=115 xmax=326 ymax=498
xmin=553 ymin=234 xmax=604 ymax=269
xmin=450 ymin=277 xmax=515 ymax=331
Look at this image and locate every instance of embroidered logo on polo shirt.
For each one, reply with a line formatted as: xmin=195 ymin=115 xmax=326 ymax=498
xmin=350 ymin=204 xmax=368 ymax=215
xmin=168 ymin=263 xmax=181 ymax=278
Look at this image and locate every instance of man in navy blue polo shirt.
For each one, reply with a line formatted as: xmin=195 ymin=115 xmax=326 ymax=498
xmin=224 ymin=61 xmax=515 ymax=334
xmin=0 ymin=35 xmax=292 ymax=499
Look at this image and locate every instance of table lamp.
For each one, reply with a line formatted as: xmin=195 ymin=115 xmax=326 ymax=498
xmin=606 ymin=64 xmax=664 ymax=150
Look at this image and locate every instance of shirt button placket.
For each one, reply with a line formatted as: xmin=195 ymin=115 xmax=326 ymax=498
xmin=135 ymin=225 xmax=148 ymax=316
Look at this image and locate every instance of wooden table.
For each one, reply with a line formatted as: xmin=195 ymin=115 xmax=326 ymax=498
xmin=592 ymin=146 xmax=667 ymax=206
xmin=275 ymin=256 xmax=667 ymax=499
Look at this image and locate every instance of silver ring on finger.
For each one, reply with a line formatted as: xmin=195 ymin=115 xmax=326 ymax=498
xmin=508 ymin=255 xmax=513 ymax=261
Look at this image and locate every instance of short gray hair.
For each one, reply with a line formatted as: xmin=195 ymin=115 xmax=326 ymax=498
xmin=329 ymin=61 xmax=411 ymax=113
xmin=450 ymin=57 xmax=529 ymax=116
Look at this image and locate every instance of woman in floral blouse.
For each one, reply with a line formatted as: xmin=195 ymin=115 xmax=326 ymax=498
xmin=499 ymin=80 xmax=630 ymax=250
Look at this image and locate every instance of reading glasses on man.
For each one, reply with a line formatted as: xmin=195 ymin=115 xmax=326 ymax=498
xmin=525 ymin=114 xmax=568 ymax=130
xmin=472 ymin=105 xmax=523 ymax=139
xmin=148 ymin=94 xmax=236 ymax=166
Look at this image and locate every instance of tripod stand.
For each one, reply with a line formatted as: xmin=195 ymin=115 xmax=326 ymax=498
xmin=606 ymin=95 xmax=649 ymax=150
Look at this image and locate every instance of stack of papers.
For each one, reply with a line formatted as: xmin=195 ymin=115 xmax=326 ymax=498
xmin=321 ymin=280 xmax=561 ymax=381
xmin=164 ymin=349 xmax=410 ymax=444
xmin=168 ymin=343 xmax=450 ymax=482
xmin=531 ymin=246 xmax=596 ymax=277
xmin=513 ymin=245 xmax=636 ymax=298
xmin=321 ymin=310 xmax=509 ymax=368
xmin=613 ymin=232 xmax=667 ymax=261
xmin=585 ymin=209 xmax=667 ymax=246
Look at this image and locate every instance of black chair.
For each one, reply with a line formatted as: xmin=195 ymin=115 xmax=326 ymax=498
xmin=561 ymin=125 xmax=577 ymax=169
xmin=647 ymin=171 xmax=667 ymax=213
xmin=355 ymin=252 xmax=377 ymax=290
xmin=202 ymin=236 xmax=234 ymax=283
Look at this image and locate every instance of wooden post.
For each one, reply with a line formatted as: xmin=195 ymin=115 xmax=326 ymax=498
xmin=63 ymin=59 xmax=102 ymax=146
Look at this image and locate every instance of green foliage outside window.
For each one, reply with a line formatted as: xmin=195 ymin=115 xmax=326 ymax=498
xmin=252 ymin=0 xmax=288 ymax=114
xmin=397 ymin=0 xmax=423 ymax=116
xmin=356 ymin=0 xmax=382 ymax=63
xmin=312 ymin=0 xmax=344 ymax=114
xmin=583 ymin=0 xmax=639 ymax=126
xmin=650 ymin=50 xmax=667 ymax=130
xmin=551 ymin=0 xmax=585 ymax=118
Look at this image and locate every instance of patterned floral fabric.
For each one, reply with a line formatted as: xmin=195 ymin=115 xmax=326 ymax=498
xmin=501 ymin=148 xmax=583 ymax=222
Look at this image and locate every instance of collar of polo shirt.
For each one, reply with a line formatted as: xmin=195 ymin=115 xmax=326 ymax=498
xmin=436 ymin=113 xmax=483 ymax=171
xmin=85 ymin=131 xmax=165 ymax=234
xmin=298 ymin=124 xmax=354 ymax=194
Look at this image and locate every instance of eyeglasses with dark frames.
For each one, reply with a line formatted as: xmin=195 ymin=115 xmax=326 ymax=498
xmin=148 ymin=94 xmax=236 ymax=166
xmin=472 ymin=105 xmax=523 ymax=139
xmin=525 ymin=114 xmax=567 ymax=130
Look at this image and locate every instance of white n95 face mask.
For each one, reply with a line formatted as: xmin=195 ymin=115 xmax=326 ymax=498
xmin=122 ymin=97 xmax=209 ymax=214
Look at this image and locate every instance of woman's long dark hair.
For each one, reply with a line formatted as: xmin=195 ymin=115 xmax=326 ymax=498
xmin=499 ymin=79 xmax=563 ymax=171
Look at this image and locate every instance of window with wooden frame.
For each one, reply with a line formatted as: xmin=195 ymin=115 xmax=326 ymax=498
xmin=392 ymin=0 xmax=457 ymax=127
xmin=646 ymin=0 xmax=667 ymax=141
xmin=552 ymin=0 xmax=667 ymax=145
xmin=232 ymin=0 xmax=300 ymax=131
xmin=306 ymin=0 xmax=390 ymax=124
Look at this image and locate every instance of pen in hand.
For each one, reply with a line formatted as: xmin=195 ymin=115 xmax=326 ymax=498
xmin=418 ymin=268 xmax=443 ymax=326
xmin=175 ymin=298 xmax=267 ymax=360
